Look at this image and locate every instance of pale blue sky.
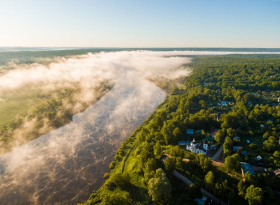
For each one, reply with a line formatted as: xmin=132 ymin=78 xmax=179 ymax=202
xmin=0 ymin=0 xmax=279 ymax=47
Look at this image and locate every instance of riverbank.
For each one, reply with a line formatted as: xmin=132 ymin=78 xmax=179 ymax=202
xmin=0 ymin=80 xmax=114 ymax=156
xmin=82 ymin=55 xmax=280 ymax=205
xmin=80 ymin=72 xmax=191 ymax=205
xmin=0 ymin=70 xmax=166 ymax=205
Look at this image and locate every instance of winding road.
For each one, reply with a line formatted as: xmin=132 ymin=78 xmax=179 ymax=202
xmin=162 ymin=152 xmax=227 ymax=205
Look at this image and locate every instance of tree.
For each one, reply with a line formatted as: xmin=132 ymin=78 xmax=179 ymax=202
xmin=161 ymin=123 xmax=175 ymax=144
xmin=213 ymin=180 xmax=229 ymax=200
xmin=199 ymin=100 xmax=207 ymax=109
xmin=109 ymin=161 xmax=116 ymax=169
xmin=175 ymin=157 xmax=184 ymax=171
xmin=154 ymin=142 xmax=162 ymax=157
xmin=227 ymin=128 xmax=235 ymax=137
xmin=170 ymin=146 xmax=184 ymax=158
xmin=249 ymin=143 xmax=257 ymax=149
xmin=243 ymin=93 xmax=251 ymax=102
xmin=164 ymin=157 xmax=175 ymax=174
xmin=103 ymin=173 xmax=109 ymax=179
xmin=105 ymin=172 xmax=130 ymax=189
xmin=244 ymin=172 xmax=256 ymax=185
xmin=224 ymin=154 xmax=240 ymax=172
xmin=140 ymin=142 xmax=154 ymax=167
xmin=263 ymin=132 xmax=270 ymax=140
xmin=100 ymin=189 xmax=132 ymax=205
xmin=263 ymin=139 xmax=276 ymax=152
xmin=221 ymin=114 xmax=240 ymax=129
xmin=238 ymin=180 xmax=247 ymax=197
xmin=214 ymin=129 xmax=226 ymax=145
xmin=173 ymin=127 xmax=182 ymax=142
xmin=154 ymin=116 xmax=164 ymax=129
xmin=196 ymin=153 xmax=212 ymax=173
xmin=155 ymin=132 xmax=164 ymax=141
xmin=205 ymin=171 xmax=215 ymax=190
xmin=144 ymin=158 xmax=157 ymax=173
xmin=245 ymin=185 xmax=263 ymax=205
xmin=223 ymin=137 xmax=233 ymax=155
xmin=273 ymin=150 xmax=280 ymax=158
xmin=186 ymin=184 xmax=202 ymax=199
xmin=148 ymin=168 xmax=171 ymax=204
xmin=137 ymin=128 xmax=149 ymax=142
xmin=144 ymin=158 xmax=157 ymax=183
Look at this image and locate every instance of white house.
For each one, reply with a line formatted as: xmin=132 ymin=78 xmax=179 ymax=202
xmin=186 ymin=138 xmax=208 ymax=155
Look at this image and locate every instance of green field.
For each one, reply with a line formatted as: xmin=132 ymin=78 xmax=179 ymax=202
xmin=0 ymin=86 xmax=48 ymax=127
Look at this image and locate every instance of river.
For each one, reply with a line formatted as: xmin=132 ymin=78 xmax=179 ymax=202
xmin=2 ymin=49 xmax=271 ymax=204
xmin=0 ymin=68 xmax=166 ymax=204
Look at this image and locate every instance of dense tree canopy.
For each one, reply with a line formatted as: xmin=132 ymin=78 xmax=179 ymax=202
xmin=87 ymin=55 xmax=280 ymax=205
xmin=148 ymin=168 xmax=171 ymax=204
xmin=245 ymin=185 xmax=263 ymax=205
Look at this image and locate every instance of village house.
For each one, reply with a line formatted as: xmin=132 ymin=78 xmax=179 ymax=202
xmin=197 ymin=130 xmax=202 ymax=134
xmin=240 ymin=162 xmax=255 ymax=176
xmin=266 ymin=168 xmax=280 ymax=176
xmin=178 ymin=141 xmax=191 ymax=146
xmin=274 ymin=169 xmax=280 ymax=176
xmin=203 ymin=136 xmax=214 ymax=142
xmin=233 ymin=135 xmax=240 ymax=141
xmin=221 ymin=101 xmax=229 ymax=106
xmin=267 ymin=119 xmax=273 ymax=124
xmin=254 ymin=156 xmax=264 ymax=165
xmin=186 ymin=138 xmax=208 ymax=155
xmin=260 ymin=124 xmax=269 ymax=128
xmin=233 ymin=146 xmax=243 ymax=153
xmin=187 ymin=129 xmax=194 ymax=135
xmin=211 ymin=129 xmax=218 ymax=138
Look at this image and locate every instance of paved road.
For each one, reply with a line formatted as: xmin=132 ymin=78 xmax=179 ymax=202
xmin=162 ymin=155 xmax=226 ymax=205
xmin=173 ymin=170 xmax=227 ymax=205
xmin=207 ymin=147 xmax=266 ymax=172
xmin=211 ymin=145 xmax=223 ymax=161
xmin=162 ymin=151 xmax=190 ymax=162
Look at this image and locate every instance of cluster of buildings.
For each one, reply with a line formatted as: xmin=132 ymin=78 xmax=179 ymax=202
xmin=178 ymin=129 xmax=220 ymax=155
xmin=186 ymin=138 xmax=208 ymax=155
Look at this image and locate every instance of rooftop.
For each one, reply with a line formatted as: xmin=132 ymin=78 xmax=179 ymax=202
xmin=240 ymin=162 xmax=255 ymax=175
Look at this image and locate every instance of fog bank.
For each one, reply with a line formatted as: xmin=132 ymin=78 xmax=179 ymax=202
xmin=0 ymin=50 xmax=191 ymax=204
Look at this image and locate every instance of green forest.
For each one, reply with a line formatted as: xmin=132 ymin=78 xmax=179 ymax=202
xmin=82 ymin=55 xmax=280 ymax=205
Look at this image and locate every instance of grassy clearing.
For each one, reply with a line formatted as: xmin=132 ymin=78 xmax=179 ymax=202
xmin=0 ymin=86 xmax=48 ymax=127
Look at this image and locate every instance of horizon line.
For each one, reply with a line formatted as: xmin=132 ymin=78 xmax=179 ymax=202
xmin=1 ymin=46 xmax=280 ymax=49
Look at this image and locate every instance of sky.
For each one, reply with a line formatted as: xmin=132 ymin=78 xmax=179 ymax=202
xmin=0 ymin=0 xmax=279 ymax=48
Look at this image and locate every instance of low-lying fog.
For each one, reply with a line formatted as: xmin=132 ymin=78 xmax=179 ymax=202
xmin=0 ymin=50 xmax=190 ymax=204
xmin=1 ymin=50 xmax=276 ymax=204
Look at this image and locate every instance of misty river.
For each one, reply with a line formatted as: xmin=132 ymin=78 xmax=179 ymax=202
xmin=1 ymin=49 xmax=277 ymax=204
xmin=0 ymin=73 xmax=166 ymax=204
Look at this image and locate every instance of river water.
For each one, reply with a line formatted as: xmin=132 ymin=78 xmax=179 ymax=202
xmin=0 ymin=69 xmax=166 ymax=204
xmin=1 ymin=49 xmax=279 ymax=204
